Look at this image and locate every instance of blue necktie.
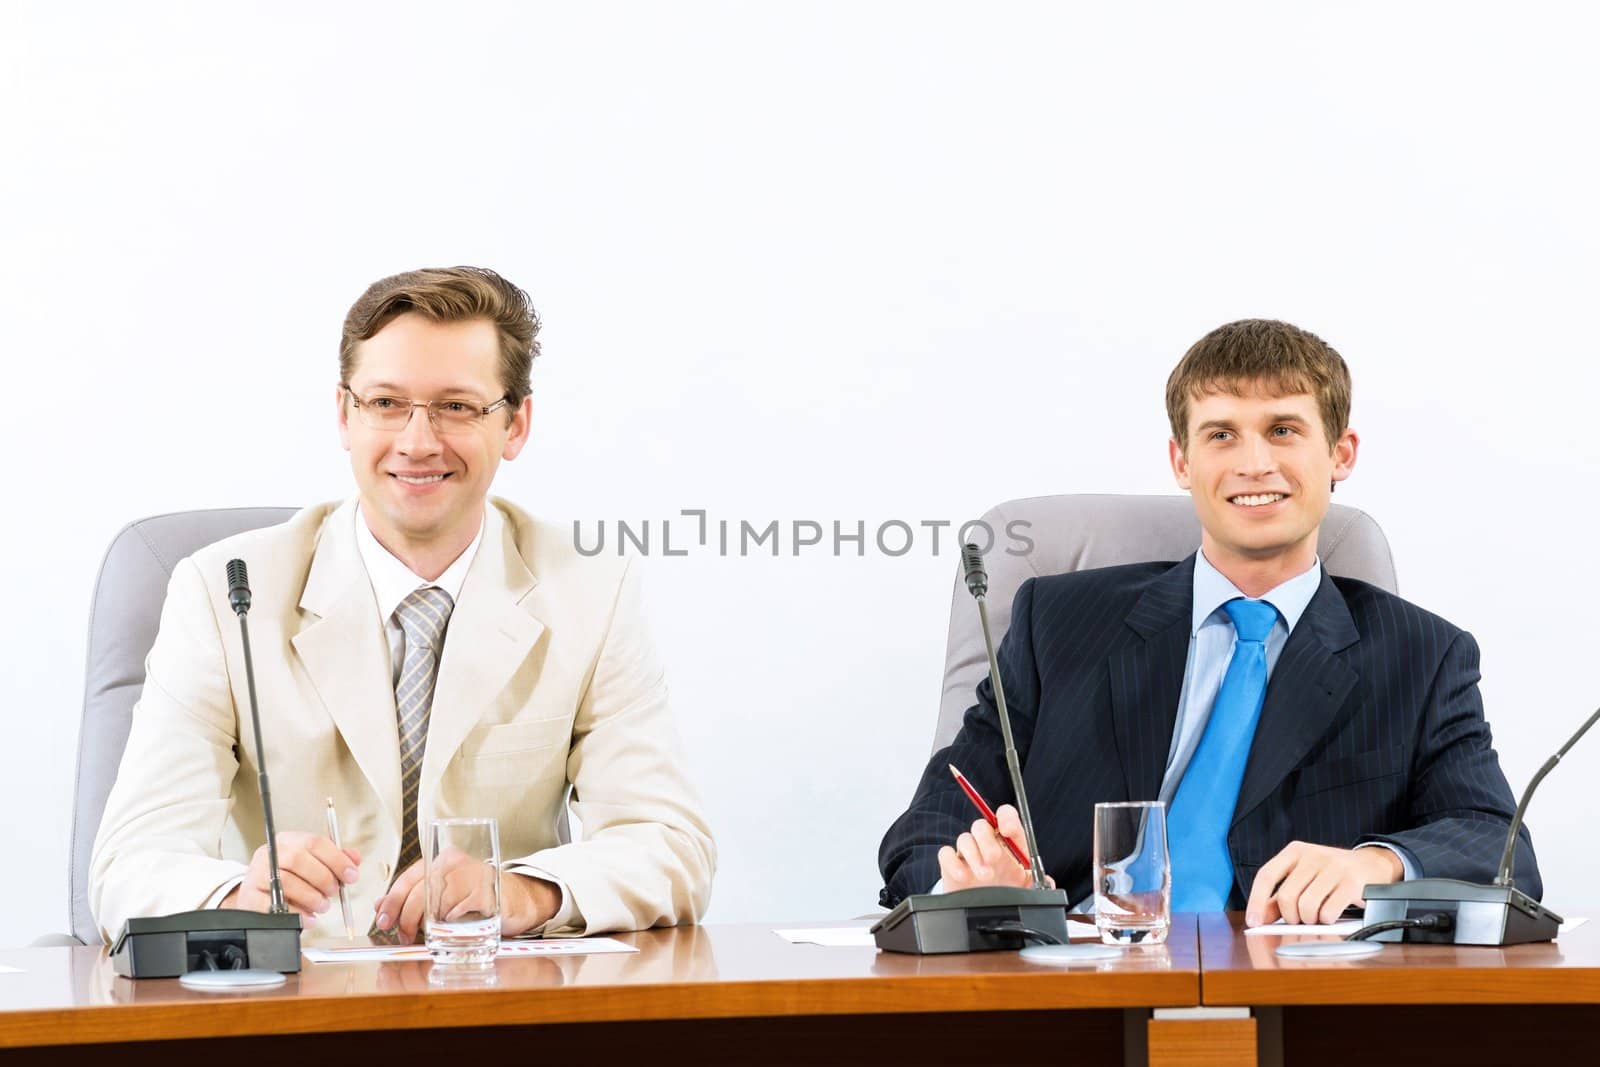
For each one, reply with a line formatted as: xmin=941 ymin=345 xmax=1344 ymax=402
xmin=1168 ymin=598 xmax=1279 ymax=912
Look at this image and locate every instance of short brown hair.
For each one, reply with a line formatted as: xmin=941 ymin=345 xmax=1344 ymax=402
xmin=1165 ymin=319 xmax=1350 ymax=451
xmin=340 ymin=266 xmax=540 ymax=406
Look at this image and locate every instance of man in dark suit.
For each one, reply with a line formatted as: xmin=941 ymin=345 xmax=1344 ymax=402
xmin=879 ymin=319 xmax=1538 ymax=926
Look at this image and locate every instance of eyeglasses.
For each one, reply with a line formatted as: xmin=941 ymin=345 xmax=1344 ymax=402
xmin=343 ymin=386 xmax=511 ymax=433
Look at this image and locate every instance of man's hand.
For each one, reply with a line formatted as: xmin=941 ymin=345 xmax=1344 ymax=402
xmin=1245 ymin=841 xmax=1403 ymax=927
xmin=936 ymin=804 xmax=1055 ymax=891
xmin=373 ymin=855 xmax=562 ymax=944
xmin=220 ymin=832 xmax=360 ymax=917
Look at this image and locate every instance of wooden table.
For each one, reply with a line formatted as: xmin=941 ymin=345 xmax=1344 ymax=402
xmin=0 ymin=919 xmax=1201 ymax=1066
xmin=15 ymin=914 xmax=1594 ymax=1065
xmin=1197 ymin=911 xmax=1600 ymax=1066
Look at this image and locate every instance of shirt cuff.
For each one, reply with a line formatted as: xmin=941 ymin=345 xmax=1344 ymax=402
xmin=1355 ymin=841 xmax=1420 ymax=881
xmin=504 ymin=864 xmax=577 ymax=935
xmin=203 ymin=876 xmax=246 ymax=910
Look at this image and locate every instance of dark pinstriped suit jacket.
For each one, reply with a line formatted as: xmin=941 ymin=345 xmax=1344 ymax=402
xmin=879 ymin=554 xmax=1541 ymax=909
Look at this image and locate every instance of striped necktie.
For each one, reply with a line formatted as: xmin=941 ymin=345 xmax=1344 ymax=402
xmin=394 ymin=585 xmax=455 ymax=874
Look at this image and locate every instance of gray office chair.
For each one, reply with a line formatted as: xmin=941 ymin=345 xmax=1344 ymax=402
xmin=934 ymin=494 xmax=1398 ymax=752
xmin=59 ymin=508 xmax=297 ymax=944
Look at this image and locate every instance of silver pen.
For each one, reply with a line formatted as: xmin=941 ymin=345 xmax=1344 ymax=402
xmin=324 ymin=797 xmax=356 ymax=939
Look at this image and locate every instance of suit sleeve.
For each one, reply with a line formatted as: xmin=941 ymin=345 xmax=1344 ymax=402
xmin=1362 ymin=630 xmax=1542 ymax=896
xmin=510 ymin=560 xmax=716 ymax=934
xmin=878 ymin=577 xmax=1044 ymax=907
xmin=88 ymin=558 xmax=249 ymax=942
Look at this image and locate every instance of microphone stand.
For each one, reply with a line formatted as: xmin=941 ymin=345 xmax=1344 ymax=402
xmin=1496 ymin=706 xmax=1600 ymax=888
xmin=110 ymin=559 xmax=302 ymax=982
xmin=873 ymin=546 xmax=1118 ymax=958
xmin=974 ymin=590 xmax=1049 ymax=889
xmin=237 ymin=598 xmax=287 ymax=916
xmin=1358 ymin=705 xmax=1596 ymax=945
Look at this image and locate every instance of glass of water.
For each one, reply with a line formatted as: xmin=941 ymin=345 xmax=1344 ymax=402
xmin=1094 ymin=801 xmax=1170 ymax=946
xmin=425 ymin=817 xmax=502 ymax=966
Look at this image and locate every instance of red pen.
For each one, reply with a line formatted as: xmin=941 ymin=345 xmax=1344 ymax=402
xmin=948 ymin=763 xmax=1032 ymax=870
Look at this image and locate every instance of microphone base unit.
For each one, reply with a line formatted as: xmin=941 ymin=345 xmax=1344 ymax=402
xmin=110 ymin=909 xmax=302 ymax=978
xmin=1360 ymin=878 xmax=1562 ymax=946
xmin=872 ymin=886 xmax=1073 ymax=954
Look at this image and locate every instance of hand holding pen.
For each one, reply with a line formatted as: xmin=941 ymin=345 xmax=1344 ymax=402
xmin=220 ymin=829 xmax=361 ymax=917
xmin=938 ymin=764 xmax=1056 ymax=892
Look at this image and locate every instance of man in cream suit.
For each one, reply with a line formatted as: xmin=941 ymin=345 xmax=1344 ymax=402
xmin=90 ymin=266 xmax=714 ymax=943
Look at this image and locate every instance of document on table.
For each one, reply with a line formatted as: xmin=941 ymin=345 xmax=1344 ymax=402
xmin=773 ymin=926 xmax=878 ymax=947
xmin=0 ymin=965 xmax=22 ymax=975
xmin=774 ymin=921 xmax=1103 ymax=947
xmin=303 ymin=937 xmax=638 ymax=963
xmin=1247 ymin=916 xmax=1589 ymax=937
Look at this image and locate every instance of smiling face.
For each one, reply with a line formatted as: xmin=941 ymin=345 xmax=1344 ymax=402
xmin=1169 ymin=382 xmax=1358 ymax=588
xmin=338 ymin=313 xmax=531 ymax=565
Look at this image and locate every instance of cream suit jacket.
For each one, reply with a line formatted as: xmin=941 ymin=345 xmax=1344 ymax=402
xmin=89 ymin=497 xmax=715 ymax=943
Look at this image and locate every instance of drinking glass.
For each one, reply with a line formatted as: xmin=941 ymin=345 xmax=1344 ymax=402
xmin=425 ymin=817 xmax=502 ymax=966
xmin=1094 ymin=801 xmax=1171 ymax=946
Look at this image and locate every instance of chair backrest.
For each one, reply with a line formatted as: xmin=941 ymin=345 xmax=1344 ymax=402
xmin=70 ymin=508 xmax=297 ymax=943
xmin=934 ymin=494 xmax=1398 ymax=753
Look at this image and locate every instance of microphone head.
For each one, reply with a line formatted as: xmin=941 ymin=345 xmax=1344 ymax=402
xmin=961 ymin=543 xmax=987 ymax=598
xmin=226 ymin=558 xmax=251 ymax=616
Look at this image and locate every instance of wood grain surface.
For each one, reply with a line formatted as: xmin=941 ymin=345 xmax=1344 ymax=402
xmin=1148 ymin=1017 xmax=1256 ymax=1067
xmin=0 ymin=919 xmax=1200 ymax=1050
xmin=1197 ymin=910 xmax=1600 ymax=1005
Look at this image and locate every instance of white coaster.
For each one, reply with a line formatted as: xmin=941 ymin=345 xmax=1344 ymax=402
xmin=177 ymin=968 xmax=288 ymax=991
xmin=1019 ymin=943 xmax=1124 ymax=964
xmin=1273 ymin=940 xmax=1383 ymax=960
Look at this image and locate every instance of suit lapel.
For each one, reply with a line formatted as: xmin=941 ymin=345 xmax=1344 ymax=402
xmin=291 ymin=501 xmax=404 ymax=837
xmin=419 ymin=508 xmax=546 ymax=809
xmin=1231 ymin=572 xmax=1360 ymax=826
xmin=1110 ymin=557 xmax=1195 ymax=802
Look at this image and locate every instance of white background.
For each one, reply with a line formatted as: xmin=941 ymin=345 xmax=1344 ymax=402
xmin=2 ymin=1 xmax=1597 ymax=946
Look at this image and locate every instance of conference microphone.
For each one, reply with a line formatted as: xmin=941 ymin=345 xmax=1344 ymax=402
xmin=226 ymin=557 xmax=251 ymax=616
xmin=960 ymin=541 xmax=987 ymax=598
xmin=1357 ymin=704 xmax=1598 ymax=946
xmin=874 ymin=545 xmax=1117 ymax=958
xmin=226 ymin=559 xmax=288 ymax=917
xmin=958 ymin=542 xmax=1048 ymax=889
xmin=111 ymin=559 xmax=302 ymax=983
